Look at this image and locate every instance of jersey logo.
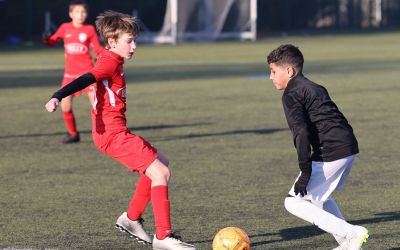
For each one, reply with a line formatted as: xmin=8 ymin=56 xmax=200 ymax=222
xmin=78 ymin=33 xmax=87 ymax=42
xmin=65 ymin=43 xmax=88 ymax=54
xmin=66 ymin=34 xmax=72 ymax=38
xmin=116 ymin=87 xmax=126 ymax=99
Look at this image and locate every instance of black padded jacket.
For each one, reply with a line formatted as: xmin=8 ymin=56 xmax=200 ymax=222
xmin=282 ymin=74 xmax=359 ymax=173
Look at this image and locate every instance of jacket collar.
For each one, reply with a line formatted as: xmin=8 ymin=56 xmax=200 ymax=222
xmin=285 ymin=73 xmax=305 ymax=91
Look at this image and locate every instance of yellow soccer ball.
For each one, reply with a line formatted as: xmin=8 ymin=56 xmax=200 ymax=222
xmin=212 ymin=227 xmax=250 ymax=250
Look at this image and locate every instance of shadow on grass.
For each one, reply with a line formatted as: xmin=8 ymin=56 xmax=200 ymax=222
xmin=0 ymin=123 xmax=211 ymax=139
xmin=0 ymin=126 xmax=286 ymax=141
xmin=249 ymin=211 xmax=400 ymax=247
xmin=151 ymin=128 xmax=287 ymax=142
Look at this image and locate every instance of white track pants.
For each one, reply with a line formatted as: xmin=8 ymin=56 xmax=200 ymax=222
xmin=285 ymin=155 xmax=357 ymax=242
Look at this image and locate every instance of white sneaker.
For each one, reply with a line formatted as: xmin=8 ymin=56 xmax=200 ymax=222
xmin=331 ymin=233 xmax=347 ymax=250
xmin=115 ymin=212 xmax=152 ymax=244
xmin=347 ymin=225 xmax=369 ymax=250
xmin=152 ymin=233 xmax=196 ymax=250
xmin=332 ymin=242 xmax=348 ymax=250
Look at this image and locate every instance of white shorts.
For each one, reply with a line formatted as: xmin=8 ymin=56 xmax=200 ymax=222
xmin=288 ymin=155 xmax=356 ymax=203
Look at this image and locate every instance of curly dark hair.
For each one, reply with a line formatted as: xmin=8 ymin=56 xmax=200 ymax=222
xmin=267 ymin=44 xmax=304 ymax=72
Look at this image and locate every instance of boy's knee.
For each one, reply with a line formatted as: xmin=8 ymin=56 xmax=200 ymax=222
xmin=284 ymin=196 xmax=301 ymax=214
xmin=284 ymin=197 xmax=294 ymax=212
xmin=163 ymin=165 xmax=171 ymax=182
xmin=155 ymin=163 xmax=171 ymax=182
xmin=145 ymin=159 xmax=171 ymax=185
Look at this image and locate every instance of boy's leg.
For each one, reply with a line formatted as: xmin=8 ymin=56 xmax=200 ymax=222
xmin=285 ymin=155 xmax=368 ymax=249
xmin=285 ymin=196 xmax=353 ymax=238
xmin=285 ymin=196 xmax=368 ymax=249
xmin=322 ymin=157 xmax=353 ymax=244
xmin=115 ymin=164 xmax=155 ymax=244
xmin=115 ymin=172 xmax=154 ymax=244
xmin=60 ymin=96 xmax=80 ymax=143
xmin=127 ymin=174 xmax=152 ymax=220
xmin=127 ymin=152 xmax=169 ymax=220
xmin=105 ymin=132 xmax=194 ymax=249
xmin=146 ymin=159 xmax=196 ymax=249
xmin=145 ymin=159 xmax=172 ymax=239
xmin=152 ymin=185 xmax=172 ymax=238
xmin=323 ymin=197 xmax=346 ymax=244
xmin=102 ymin=131 xmax=156 ymax=243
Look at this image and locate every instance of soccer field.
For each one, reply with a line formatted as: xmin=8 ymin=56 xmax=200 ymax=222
xmin=1 ymin=32 xmax=399 ymax=249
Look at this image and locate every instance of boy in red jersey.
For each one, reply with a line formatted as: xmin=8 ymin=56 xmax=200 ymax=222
xmin=45 ymin=10 xmax=195 ymax=250
xmin=43 ymin=0 xmax=103 ymax=144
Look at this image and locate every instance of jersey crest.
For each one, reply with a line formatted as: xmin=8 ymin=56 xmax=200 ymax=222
xmin=78 ymin=33 xmax=87 ymax=42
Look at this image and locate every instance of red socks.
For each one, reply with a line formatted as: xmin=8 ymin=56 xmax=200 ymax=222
xmin=62 ymin=111 xmax=78 ymax=136
xmin=127 ymin=175 xmax=152 ymax=220
xmin=126 ymin=178 xmax=172 ymax=240
xmin=152 ymin=185 xmax=172 ymax=240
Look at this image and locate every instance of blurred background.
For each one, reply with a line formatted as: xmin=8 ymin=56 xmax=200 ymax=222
xmin=1 ymin=0 xmax=400 ymax=45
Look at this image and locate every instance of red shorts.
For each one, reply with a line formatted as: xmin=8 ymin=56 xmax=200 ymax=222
xmin=93 ymin=129 xmax=158 ymax=174
xmin=62 ymin=76 xmax=94 ymax=97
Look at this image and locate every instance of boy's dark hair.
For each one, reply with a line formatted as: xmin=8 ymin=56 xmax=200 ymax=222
xmin=267 ymin=44 xmax=304 ymax=72
xmin=69 ymin=0 xmax=88 ymax=12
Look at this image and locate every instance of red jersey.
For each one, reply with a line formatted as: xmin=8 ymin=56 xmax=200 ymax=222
xmin=45 ymin=22 xmax=104 ymax=78
xmin=90 ymin=50 xmax=127 ymax=133
xmin=88 ymin=50 xmax=157 ymax=173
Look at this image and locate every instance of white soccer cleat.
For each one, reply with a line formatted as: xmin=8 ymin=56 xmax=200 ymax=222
xmin=115 ymin=212 xmax=152 ymax=244
xmin=332 ymin=242 xmax=348 ymax=250
xmin=152 ymin=233 xmax=196 ymax=250
xmin=347 ymin=225 xmax=369 ymax=250
xmin=332 ymin=225 xmax=368 ymax=250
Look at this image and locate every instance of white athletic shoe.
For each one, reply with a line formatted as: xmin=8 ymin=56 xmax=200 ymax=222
xmin=332 ymin=242 xmax=348 ymax=250
xmin=115 ymin=212 xmax=152 ymax=244
xmin=152 ymin=233 xmax=196 ymax=250
xmin=347 ymin=225 xmax=369 ymax=250
xmin=332 ymin=226 xmax=368 ymax=250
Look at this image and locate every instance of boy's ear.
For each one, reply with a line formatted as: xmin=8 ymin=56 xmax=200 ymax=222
xmin=108 ymin=38 xmax=117 ymax=48
xmin=287 ymin=66 xmax=297 ymax=78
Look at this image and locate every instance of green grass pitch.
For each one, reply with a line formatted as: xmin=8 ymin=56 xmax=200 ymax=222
xmin=1 ymin=32 xmax=399 ymax=249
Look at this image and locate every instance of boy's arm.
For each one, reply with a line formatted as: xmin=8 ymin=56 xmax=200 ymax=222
xmin=43 ymin=24 xmax=64 ymax=46
xmin=89 ymin=27 xmax=104 ymax=55
xmin=45 ymin=73 xmax=96 ymax=113
xmin=283 ymin=93 xmax=312 ymax=196
xmin=52 ymin=73 xmax=96 ymax=101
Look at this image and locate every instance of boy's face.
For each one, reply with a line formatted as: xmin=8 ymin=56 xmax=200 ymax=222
xmin=268 ymin=63 xmax=292 ymax=90
xmin=69 ymin=5 xmax=87 ymax=26
xmin=109 ymin=33 xmax=136 ymax=59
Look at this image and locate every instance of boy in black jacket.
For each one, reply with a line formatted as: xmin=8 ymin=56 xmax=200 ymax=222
xmin=267 ymin=44 xmax=368 ymax=250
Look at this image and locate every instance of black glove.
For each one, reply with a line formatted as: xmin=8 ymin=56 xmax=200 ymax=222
xmin=294 ymin=171 xmax=311 ymax=197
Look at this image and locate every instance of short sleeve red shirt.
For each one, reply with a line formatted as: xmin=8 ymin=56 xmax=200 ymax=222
xmin=45 ymin=22 xmax=104 ymax=78
xmin=90 ymin=50 xmax=127 ymax=133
